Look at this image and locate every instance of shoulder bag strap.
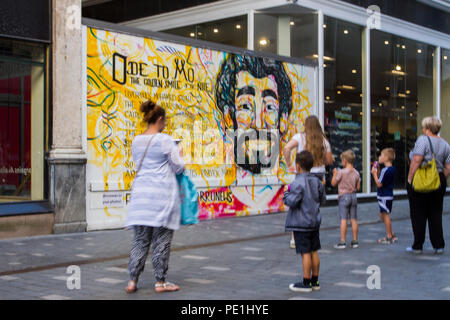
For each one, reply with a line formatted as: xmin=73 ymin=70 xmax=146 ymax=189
xmin=135 ymin=134 xmax=157 ymax=176
xmin=426 ymin=136 xmax=435 ymax=159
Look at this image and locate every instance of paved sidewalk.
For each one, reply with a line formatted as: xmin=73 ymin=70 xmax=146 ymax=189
xmin=0 ymin=197 xmax=450 ymax=300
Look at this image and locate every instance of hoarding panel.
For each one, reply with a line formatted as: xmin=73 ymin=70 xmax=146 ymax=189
xmin=86 ymin=26 xmax=316 ymax=230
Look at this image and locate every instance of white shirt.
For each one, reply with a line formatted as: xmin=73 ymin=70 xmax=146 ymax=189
xmin=292 ymin=132 xmax=331 ymax=174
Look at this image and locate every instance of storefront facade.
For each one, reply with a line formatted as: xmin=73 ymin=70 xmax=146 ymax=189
xmin=119 ymin=0 xmax=450 ymax=198
xmin=0 ymin=0 xmax=53 ymax=237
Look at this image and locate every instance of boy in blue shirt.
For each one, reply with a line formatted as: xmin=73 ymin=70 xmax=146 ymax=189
xmin=371 ymin=148 xmax=397 ymax=244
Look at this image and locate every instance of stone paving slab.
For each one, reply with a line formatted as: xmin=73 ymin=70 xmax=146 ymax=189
xmin=0 ymin=197 xmax=449 ymax=300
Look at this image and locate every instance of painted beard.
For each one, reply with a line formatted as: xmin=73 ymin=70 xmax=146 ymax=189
xmin=233 ymin=129 xmax=280 ymax=175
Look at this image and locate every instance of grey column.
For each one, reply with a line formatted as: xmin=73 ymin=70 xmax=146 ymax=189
xmin=48 ymin=0 xmax=87 ymax=234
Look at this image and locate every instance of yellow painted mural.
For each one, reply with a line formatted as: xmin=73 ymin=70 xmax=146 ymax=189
xmin=85 ymin=26 xmax=316 ymax=230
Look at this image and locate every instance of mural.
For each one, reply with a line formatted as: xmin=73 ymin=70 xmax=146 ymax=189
xmin=85 ymin=26 xmax=316 ymax=230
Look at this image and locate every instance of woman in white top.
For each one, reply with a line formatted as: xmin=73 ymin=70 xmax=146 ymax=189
xmin=125 ymin=100 xmax=184 ymax=294
xmin=283 ymin=115 xmax=334 ymax=248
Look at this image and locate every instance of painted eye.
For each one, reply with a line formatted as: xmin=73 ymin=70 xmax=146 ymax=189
xmin=239 ymin=103 xmax=252 ymax=111
xmin=266 ymin=103 xmax=277 ymax=111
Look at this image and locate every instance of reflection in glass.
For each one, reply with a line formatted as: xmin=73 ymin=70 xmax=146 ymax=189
xmin=161 ymin=16 xmax=247 ymax=48
xmin=441 ymin=48 xmax=450 ymax=184
xmin=0 ymin=40 xmax=45 ymax=202
xmin=323 ymin=17 xmax=363 ymax=195
xmin=370 ymin=30 xmax=435 ymax=191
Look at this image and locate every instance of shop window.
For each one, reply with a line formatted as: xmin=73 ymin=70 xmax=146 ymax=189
xmin=441 ymin=48 xmax=450 ymax=184
xmin=370 ymin=30 xmax=435 ymax=191
xmin=161 ymin=15 xmax=247 ymax=49
xmin=0 ymin=39 xmax=45 ymax=202
xmin=323 ymin=17 xmax=363 ymax=195
xmin=254 ymin=10 xmax=317 ymax=62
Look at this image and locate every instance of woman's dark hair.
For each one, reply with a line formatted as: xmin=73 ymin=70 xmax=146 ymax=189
xmin=140 ymin=100 xmax=165 ymax=124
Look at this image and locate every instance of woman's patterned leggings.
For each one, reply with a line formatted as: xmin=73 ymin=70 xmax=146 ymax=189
xmin=128 ymin=225 xmax=174 ymax=283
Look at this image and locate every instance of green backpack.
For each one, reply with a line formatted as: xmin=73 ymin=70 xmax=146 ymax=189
xmin=412 ymin=136 xmax=441 ymax=193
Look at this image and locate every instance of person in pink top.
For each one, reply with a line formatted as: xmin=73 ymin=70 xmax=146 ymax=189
xmin=331 ymin=150 xmax=361 ymax=249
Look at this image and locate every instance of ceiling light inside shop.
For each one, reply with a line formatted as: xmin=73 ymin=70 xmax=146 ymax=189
xmin=360 ymin=93 xmax=363 ymax=97
xmin=308 ymin=54 xmax=335 ymax=62
xmin=386 ymin=86 xmax=390 ymax=91
xmin=360 ymin=112 xmax=363 ymax=115
xmin=417 ymin=49 xmax=422 ymax=53
xmin=410 ymin=113 xmax=413 ymax=117
xmin=391 ymin=70 xmax=406 ymax=76
xmin=378 ymin=102 xmax=383 ymax=107
xmin=344 ymin=29 xmax=349 ymax=34
xmin=396 ymin=65 xmax=402 ymax=71
xmin=337 ymin=84 xmax=356 ymax=90
xmin=326 ymin=96 xmax=330 ymax=100
xmin=198 ymin=32 xmax=202 ymax=36
xmin=259 ymin=38 xmax=268 ymax=46
xmin=190 ymin=32 xmax=195 ymax=37
xmin=384 ymin=40 xmax=389 ymax=45
xmin=290 ymin=21 xmax=295 ymax=26
xmin=402 ymin=45 xmax=406 ymax=49
xmin=323 ymin=24 xmax=327 ymax=28
xmin=352 ymin=69 xmax=357 ymax=74
xmin=337 ymin=90 xmax=341 ymax=94
xmin=401 ymin=106 xmax=405 ymax=109
xmin=213 ymin=28 xmax=219 ymax=33
xmin=406 ymin=90 xmax=411 ymax=94
xmin=445 ymin=56 xmax=448 ymax=60
xmin=236 ymin=24 xmax=241 ymax=29
xmin=398 ymin=93 xmax=407 ymax=98
xmin=396 ymin=44 xmax=400 ymax=48
xmin=372 ymin=109 xmax=375 ymax=113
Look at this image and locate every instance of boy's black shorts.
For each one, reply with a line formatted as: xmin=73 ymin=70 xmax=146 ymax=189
xmin=293 ymin=230 xmax=321 ymax=254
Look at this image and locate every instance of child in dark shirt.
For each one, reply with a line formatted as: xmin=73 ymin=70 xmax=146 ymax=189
xmin=371 ymin=148 xmax=397 ymax=244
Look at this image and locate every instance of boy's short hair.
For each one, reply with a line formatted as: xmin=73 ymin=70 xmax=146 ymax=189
xmin=296 ymin=150 xmax=314 ymax=172
xmin=340 ymin=149 xmax=356 ymax=164
xmin=382 ymin=148 xmax=396 ymax=162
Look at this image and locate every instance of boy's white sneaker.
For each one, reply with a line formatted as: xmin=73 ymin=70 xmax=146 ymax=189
xmin=334 ymin=242 xmax=346 ymax=249
xmin=289 ymin=282 xmax=312 ymax=293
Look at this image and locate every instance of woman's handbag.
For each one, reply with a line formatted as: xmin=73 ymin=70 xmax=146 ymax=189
xmin=176 ymin=173 xmax=199 ymax=225
xmin=412 ymin=136 xmax=441 ymax=193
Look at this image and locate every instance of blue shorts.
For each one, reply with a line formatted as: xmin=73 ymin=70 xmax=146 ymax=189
xmin=378 ymin=197 xmax=393 ymax=214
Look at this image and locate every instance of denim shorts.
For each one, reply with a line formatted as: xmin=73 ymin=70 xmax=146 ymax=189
xmin=338 ymin=193 xmax=358 ymax=220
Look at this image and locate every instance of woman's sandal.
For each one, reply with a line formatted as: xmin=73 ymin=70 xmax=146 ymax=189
xmin=154 ymin=282 xmax=180 ymax=293
xmin=378 ymin=237 xmax=394 ymax=244
xmin=125 ymin=280 xmax=138 ymax=294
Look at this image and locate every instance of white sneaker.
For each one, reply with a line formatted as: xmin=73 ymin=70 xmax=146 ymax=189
xmin=406 ymin=247 xmax=422 ymax=254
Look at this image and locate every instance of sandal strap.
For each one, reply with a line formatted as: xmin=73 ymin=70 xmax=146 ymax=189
xmin=155 ymin=282 xmax=176 ymax=288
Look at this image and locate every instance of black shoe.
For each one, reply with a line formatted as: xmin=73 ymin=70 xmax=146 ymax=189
xmin=289 ymin=282 xmax=312 ymax=293
xmin=311 ymin=280 xmax=320 ymax=291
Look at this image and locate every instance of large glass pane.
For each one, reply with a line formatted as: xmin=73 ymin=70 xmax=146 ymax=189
xmin=161 ymin=15 xmax=247 ymax=48
xmin=0 ymin=39 xmax=45 ymax=202
xmin=323 ymin=17 xmax=363 ymax=195
xmin=254 ymin=11 xmax=317 ymax=62
xmin=441 ymin=48 xmax=450 ymax=185
xmin=370 ymin=30 xmax=435 ymax=192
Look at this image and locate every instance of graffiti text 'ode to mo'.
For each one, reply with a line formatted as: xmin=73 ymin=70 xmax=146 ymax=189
xmin=112 ymin=52 xmax=211 ymax=92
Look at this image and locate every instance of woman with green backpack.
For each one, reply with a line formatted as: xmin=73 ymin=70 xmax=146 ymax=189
xmin=407 ymin=116 xmax=450 ymax=254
